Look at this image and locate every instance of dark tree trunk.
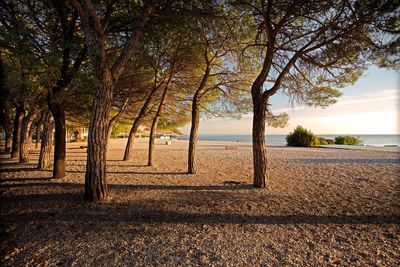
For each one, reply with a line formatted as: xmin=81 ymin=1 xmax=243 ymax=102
xmin=0 ymin=104 xmax=12 ymax=152
xmin=84 ymin=74 xmax=113 ymax=201
xmin=38 ymin=112 xmax=54 ymax=169
xmin=48 ymin=102 xmax=66 ymax=179
xmin=123 ymin=87 xmax=157 ymax=161
xmin=35 ymin=112 xmax=44 ymax=149
xmin=20 ymin=107 xmax=38 ymax=163
xmin=4 ymin=126 xmax=12 ymax=152
xmin=251 ymin=96 xmax=268 ymax=188
xmin=188 ymin=96 xmax=201 ymax=174
xmin=0 ymin=55 xmax=11 ymax=152
xmin=11 ymin=105 xmax=24 ymax=159
xmin=148 ymin=85 xmax=168 ymax=166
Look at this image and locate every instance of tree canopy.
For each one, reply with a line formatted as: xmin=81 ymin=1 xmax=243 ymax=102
xmin=0 ymin=0 xmax=398 ymax=201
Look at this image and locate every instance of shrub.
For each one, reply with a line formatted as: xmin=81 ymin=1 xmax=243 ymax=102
xmin=286 ymin=126 xmax=320 ymax=147
xmin=334 ymin=135 xmax=361 ymax=145
xmin=318 ymin=137 xmax=334 ymax=145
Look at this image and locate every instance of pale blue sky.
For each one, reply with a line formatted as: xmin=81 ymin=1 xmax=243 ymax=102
xmin=180 ymin=66 xmax=399 ymax=135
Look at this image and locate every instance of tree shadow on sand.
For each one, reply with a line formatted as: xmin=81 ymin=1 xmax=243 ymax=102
xmin=1 ymin=180 xmax=399 ymax=226
xmin=0 ymin=167 xmax=52 ymax=173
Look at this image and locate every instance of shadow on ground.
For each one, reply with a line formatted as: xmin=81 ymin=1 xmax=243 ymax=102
xmin=1 ymin=177 xmax=399 ymax=226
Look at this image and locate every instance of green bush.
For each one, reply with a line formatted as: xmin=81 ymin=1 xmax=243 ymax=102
xmin=318 ymin=137 xmax=334 ymax=145
xmin=286 ymin=126 xmax=320 ymax=147
xmin=334 ymin=135 xmax=361 ymax=145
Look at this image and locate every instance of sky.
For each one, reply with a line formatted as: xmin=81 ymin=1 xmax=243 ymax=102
xmin=179 ymin=66 xmax=399 ymax=135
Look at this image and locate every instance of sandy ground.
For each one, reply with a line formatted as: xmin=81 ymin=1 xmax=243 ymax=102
xmin=0 ymin=138 xmax=399 ymax=266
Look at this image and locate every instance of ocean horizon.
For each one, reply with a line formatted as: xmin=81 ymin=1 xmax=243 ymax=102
xmin=181 ymin=134 xmax=400 ymax=146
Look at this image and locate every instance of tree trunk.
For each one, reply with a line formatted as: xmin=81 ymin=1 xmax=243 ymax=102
xmin=0 ymin=104 xmax=12 ymax=152
xmin=35 ymin=112 xmax=44 ymax=149
xmin=188 ymin=96 xmax=201 ymax=174
xmin=148 ymin=85 xmax=169 ymax=166
xmin=0 ymin=56 xmax=12 ymax=152
xmin=4 ymin=126 xmax=12 ymax=152
xmin=123 ymin=120 xmax=141 ymax=161
xmin=38 ymin=112 xmax=54 ymax=169
xmin=106 ymin=118 xmax=117 ymax=143
xmin=11 ymin=105 xmax=24 ymax=159
xmin=84 ymin=73 xmax=113 ymax=201
xmin=187 ymin=65 xmax=210 ymax=174
xmin=252 ymin=96 xmax=268 ymax=188
xmin=68 ymin=0 xmax=156 ymax=202
xmin=106 ymin=98 xmax=129 ymax=143
xmin=123 ymin=87 xmax=157 ymax=161
xmin=147 ymin=117 xmax=157 ymax=166
xmin=20 ymin=107 xmax=38 ymax=163
xmin=49 ymin=103 xmax=66 ymax=179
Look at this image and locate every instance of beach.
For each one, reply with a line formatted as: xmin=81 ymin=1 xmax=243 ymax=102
xmin=1 ymin=138 xmax=399 ymax=266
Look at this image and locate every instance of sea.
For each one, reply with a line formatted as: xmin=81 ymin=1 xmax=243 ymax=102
xmin=181 ymin=134 xmax=400 ymax=147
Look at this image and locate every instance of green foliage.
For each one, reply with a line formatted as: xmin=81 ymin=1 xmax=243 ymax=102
xmin=266 ymin=112 xmax=289 ymax=128
xmin=111 ymin=122 xmax=133 ymax=137
xmin=286 ymin=126 xmax=320 ymax=147
xmin=334 ymin=136 xmax=361 ymax=145
xmin=318 ymin=137 xmax=334 ymax=145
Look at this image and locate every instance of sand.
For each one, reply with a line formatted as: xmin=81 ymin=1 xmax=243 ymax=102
xmin=1 ymin=138 xmax=399 ymax=266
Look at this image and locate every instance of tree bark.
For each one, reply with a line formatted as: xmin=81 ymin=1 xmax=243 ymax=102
xmin=35 ymin=112 xmax=44 ymax=149
xmin=251 ymin=96 xmax=268 ymax=188
xmin=123 ymin=87 xmax=158 ymax=161
xmin=123 ymin=119 xmax=141 ymax=161
xmin=106 ymin=98 xmax=129 ymax=142
xmin=0 ymin=55 xmax=11 ymax=152
xmin=48 ymin=101 xmax=66 ymax=179
xmin=38 ymin=112 xmax=54 ymax=169
xmin=147 ymin=118 xmax=157 ymax=166
xmin=84 ymin=73 xmax=113 ymax=201
xmin=20 ymin=107 xmax=39 ymax=163
xmin=188 ymin=95 xmax=201 ymax=174
xmin=68 ymin=0 xmax=158 ymax=201
xmin=0 ymin=103 xmax=12 ymax=152
xmin=106 ymin=118 xmax=117 ymax=143
xmin=148 ymin=85 xmax=169 ymax=166
xmin=187 ymin=66 xmax=210 ymax=174
xmin=11 ymin=105 xmax=24 ymax=159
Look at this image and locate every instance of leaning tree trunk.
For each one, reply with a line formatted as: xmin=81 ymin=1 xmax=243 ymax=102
xmin=48 ymin=101 xmax=66 ymax=179
xmin=188 ymin=95 xmax=201 ymax=174
xmin=107 ymin=98 xmax=129 ymax=143
xmin=38 ymin=112 xmax=54 ymax=169
xmin=11 ymin=105 xmax=24 ymax=159
xmin=252 ymin=97 xmax=268 ymax=188
xmin=148 ymin=85 xmax=168 ymax=166
xmin=106 ymin=118 xmax=117 ymax=143
xmin=123 ymin=87 xmax=157 ymax=161
xmin=84 ymin=74 xmax=114 ymax=201
xmin=20 ymin=107 xmax=38 ymax=163
xmin=187 ymin=65 xmax=210 ymax=174
xmin=123 ymin=119 xmax=142 ymax=161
